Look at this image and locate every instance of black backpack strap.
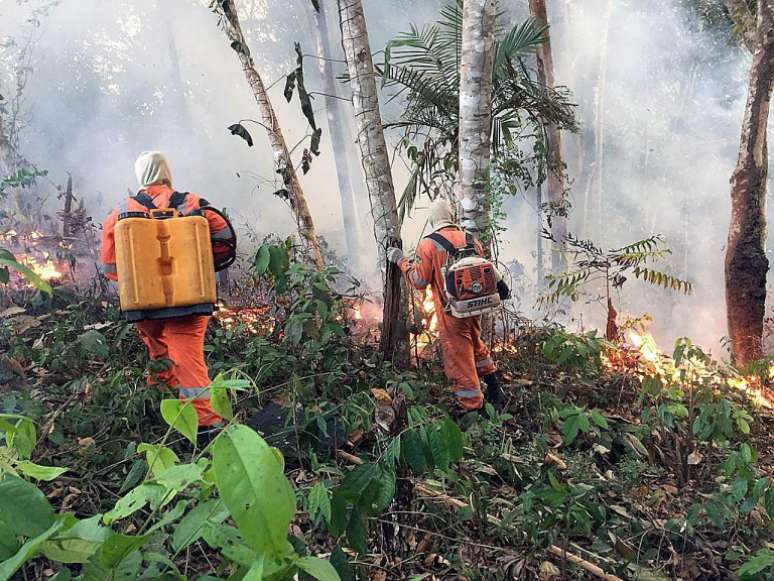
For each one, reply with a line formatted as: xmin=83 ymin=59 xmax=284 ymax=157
xmin=427 ymin=232 xmax=460 ymax=258
xmin=132 ymin=191 xmax=156 ymax=211
xmin=169 ymin=191 xmax=188 ymax=213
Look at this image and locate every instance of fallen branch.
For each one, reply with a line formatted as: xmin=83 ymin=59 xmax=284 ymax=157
xmin=414 ymin=483 xmax=622 ymax=581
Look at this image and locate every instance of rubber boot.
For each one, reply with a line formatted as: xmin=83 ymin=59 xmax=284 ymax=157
xmin=483 ymin=373 xmax=507 ymax=412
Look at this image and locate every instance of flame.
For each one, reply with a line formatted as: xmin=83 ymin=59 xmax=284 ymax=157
xmin=414 ymin=288 xmax=439 ymax=354
xmin=214 ymin=304 xmax=273 ymax=335
xmin=21 ymin=255 xmax=63 ymax=282
xmin=604 ymin=321 xmax=773 ymax=409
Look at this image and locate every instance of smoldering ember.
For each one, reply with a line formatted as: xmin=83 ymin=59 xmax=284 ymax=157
xmin=1 ymin=0 xmax=773 ymax=579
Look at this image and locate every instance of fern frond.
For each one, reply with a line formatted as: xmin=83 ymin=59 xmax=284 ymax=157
xmin=633 ymin=267 xmax=693 ymax=294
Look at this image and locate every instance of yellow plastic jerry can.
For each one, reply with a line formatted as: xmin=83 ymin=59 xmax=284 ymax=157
xmin=115 ymin=209 xmax=217 ymax=321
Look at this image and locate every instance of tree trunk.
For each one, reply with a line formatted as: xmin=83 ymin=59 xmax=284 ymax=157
xmin=313 ymin=0 xmax=362 ymax=272
xmin=528 ymin=0 xmax=567 ymax=273
xmin=337 ymin=0 xmax=405 ymax=359
xmin=458 ymin=0 xmax=496 ymax=238
xmin=62 ymin=173 xmax=74 ymax=238
xmin=587 ymin=0 xmax=613 ymax=242
xmin=216 ymin=0 xmax=324 ymax=269
xmin=725 ymin=36 xmax=774 ymax=364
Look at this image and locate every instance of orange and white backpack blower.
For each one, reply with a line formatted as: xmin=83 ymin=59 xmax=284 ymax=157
xmin=426 ymin=231 xmax=509 ymax=318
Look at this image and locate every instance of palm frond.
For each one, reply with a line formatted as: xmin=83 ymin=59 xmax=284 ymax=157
xmin=493 ymin=17 xmax=546 ymax=75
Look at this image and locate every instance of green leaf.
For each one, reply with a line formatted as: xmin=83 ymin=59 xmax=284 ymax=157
xmin=244 ymin=555 xmax=266 ymax=581
xmin=118 ymin=459 xmax=147 ymax=494
xmin=15 ymin=461 xmax=67 ymax=481
xmin=738 ymin=548 xmax=774 ymax=578
xmin=562 ymin=413 xmax=581 ymax=445
xmin=77 ymin=330 xmax=109 ymax=359
xmin=440 ymin=418 xmax=463 ymax=462
xmin=172 ymin=499 xmax=228 ymax=552
xmin=210 ymin=387 xmax=234 ymax=421
xmin=296 ymin=556 xmax=341 ymax=581
xmin=345 ymin=507 xmax=367 ymax=555
xmin=41 ymin=515 xmax=110 ymax=564
xmin=0 ymin=477 xmax=55 ymax=537
xmin=160 ymin=399 xmax=199 ymax=444
xmin=9 ymin=417 xmax=36 ymax=460
xmin=103 ymin=483 xmax=167 ymax=524
xmin=137 ymin=443 xmax=179 ymax=478
xmin=211 ymin=424 xmax=296 ymax=556
xmin=202 ymin=523 xmax=257 ymax=567
xmin=329 ymin=545 xmax=354 ymax=581
xmin=339 ymin=463 xmax=379 ymax=502
xmin=0 ymin=520 xmax=62 ymax=581
xmin=98 ymin=533 xmax=150 ymax=568
xmin=401 ymin=429 xmax=427 ymax=474
xmin=590 ymin=410 xmax=609 ymax=429
xmin=308 ymin=482 xmax=332 ymax=524
xmin=0 ymin=257 xmax=52 ymax=294
xmin=255 ymin=245 xmax=271 ymax=274
xmin=154 ymin=461 xmax=206 ymax=492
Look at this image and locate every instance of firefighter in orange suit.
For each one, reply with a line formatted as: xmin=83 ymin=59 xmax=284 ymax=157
xmin=100 ymin=151 xmax=228 ymax=431
xmin=387 ymin=198 xmax=508 ymax=412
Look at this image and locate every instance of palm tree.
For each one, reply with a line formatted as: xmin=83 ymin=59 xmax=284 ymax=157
xmin=379 ymin=0 xmax=577 ymax=231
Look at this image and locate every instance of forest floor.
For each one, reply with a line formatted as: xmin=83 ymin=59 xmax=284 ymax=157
xmin=1 ymin=276 xmax=774 ymax=580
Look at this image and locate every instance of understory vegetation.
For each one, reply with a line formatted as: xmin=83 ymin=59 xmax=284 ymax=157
xmin=1 ymin=259 xmax=773 ymax=580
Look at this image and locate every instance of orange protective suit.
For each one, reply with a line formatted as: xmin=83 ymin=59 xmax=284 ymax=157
xmin=399 ymin=226 xmax=497 ymax=410
xmin=100 ymin=183 xmax=227 ymax=427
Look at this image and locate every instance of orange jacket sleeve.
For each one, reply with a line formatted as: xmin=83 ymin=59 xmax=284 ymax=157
xmin=399 ymin=239 xmax=435 ymax=290
xmin=186 ymin=193 xmax=228 ymax=235
xmin=100 ymin=210 xmax=119 ymax=281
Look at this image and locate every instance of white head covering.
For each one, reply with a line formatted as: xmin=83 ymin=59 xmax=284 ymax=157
xmin=428 ymin=198 xmax=457 ymax=231
xmin=134 ymin=151 xmax=173 ymax=188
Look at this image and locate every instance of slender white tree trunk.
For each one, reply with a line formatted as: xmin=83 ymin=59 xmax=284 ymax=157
xmin=337 ymin=0 xmax=405 ymax=359
xmin=458 ymin=0 xmax=496 ymax=239
xmin=216 ymin=0 xmax=324 ymax=269
xmin=528 ymin=0 xmax=568 ymax=273
xmin=313 ymin=0 xmax=362 ymax=272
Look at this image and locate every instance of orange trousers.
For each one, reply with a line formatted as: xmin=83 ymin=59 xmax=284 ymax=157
xmin=134 ymin=315 xmax=221 ymax=427
xmin=438 ymin=314 xmax=496 ymax=410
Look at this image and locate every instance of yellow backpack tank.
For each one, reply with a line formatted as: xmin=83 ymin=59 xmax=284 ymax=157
xmin=115 ymin=208 xmax=217 ymax=321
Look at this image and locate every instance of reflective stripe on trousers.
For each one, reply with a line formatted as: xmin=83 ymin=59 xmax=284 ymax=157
xmin=178 ymin=386 xmax=210 ymax=399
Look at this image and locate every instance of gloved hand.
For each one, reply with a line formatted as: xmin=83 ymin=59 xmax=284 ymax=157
xmin=386 ymin=247 xmax=404 ymax=264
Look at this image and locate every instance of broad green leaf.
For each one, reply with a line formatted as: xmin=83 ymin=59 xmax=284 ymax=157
xmin=118 ymin=459 xmax=146 ymax=494
xmin=15 ymin=461 xmax=68 ymax=481
xmin=0 ymin=477 xmax=55 ymax=537
xmin=145 ymin=499 xmax=189 ymax=534
xmin=77 ymin=330 xmax=109 ymax=359
xmin=202 ymin=523 xmax=257 ymax=567
xmin=590 ymin=410 xmax=609 ymax=429
xmin=0 ymin=257 xmax=52 ymax=294
xmin=211 ymin=425 xmax=295 ymax=556
xmin=98 ymin=533 xmax=150 ymax=568
xmin=373 ymin=466 xmax=396 ymax=513
xmin=401 ymin=429 xmax=426 ymax=474
xmin=172 ymin=499 xmax=228 ymax=552
xmin=0 ymin=520 xmax=62 ymax=581
xmin=440 ymin=418 xmax=464 ymax=462
xmin=339 ymin=463 xmax=379 ymax=502
xmin=81 ymin=547 xmax=142 ymax=581
xmin=137 ymin=443 xmax=179 ymax=478
xmin=329 ymin=545 xmax=354 ymax=581
xmin=296 ymin=556 xmax=341 ymax=581
xmin=308 ymin=482 xmax=331 ymax=524
xmin=738 ymin=548 xmax=774 ymax=578
xmin=562 ymin=413 xmax=581 ymax=445
xmin=41 ymin=515 xmax=109 ymax=564
xmin=243 ymin=555 xmax=265 ymax=581
xmin=9 ymin=417 xmax=36 ymax=459
xmin=160 ymin=399 xmax=198 ymax=444
xmin=103 ymin=483 xmax=167 ymax=524
xmin=255 ymin=245 xmax=271 ymax=274
xmin=154 ymin=461 xmax=206 ymax=492
xmin=210 ymin=387 xmax=234 ymax=421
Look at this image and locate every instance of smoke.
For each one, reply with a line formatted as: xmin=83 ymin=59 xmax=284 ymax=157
xmin=0 ymin=0 xmax=768 ymax=354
